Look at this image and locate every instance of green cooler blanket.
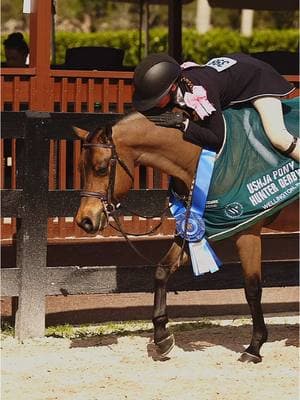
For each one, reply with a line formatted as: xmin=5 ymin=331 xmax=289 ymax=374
xmin=204 ymin=97 xmax=299 ymax=241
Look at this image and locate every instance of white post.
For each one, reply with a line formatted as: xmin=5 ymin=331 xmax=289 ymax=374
xmin=241 ymin=9 xmax=254 ymax=37
xmin=196 ymin=0 xmax=211 ymax=34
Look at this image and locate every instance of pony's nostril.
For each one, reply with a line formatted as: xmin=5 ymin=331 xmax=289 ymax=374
xmin=80 ymin=218 xmax=94 ymax=233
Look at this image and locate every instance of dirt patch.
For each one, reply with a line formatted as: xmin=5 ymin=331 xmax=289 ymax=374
xmin=1 ymin=314 xmax=299 ymax=400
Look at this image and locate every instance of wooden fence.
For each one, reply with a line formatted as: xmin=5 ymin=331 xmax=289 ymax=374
xmin=1 ymin=110 xmax=182 ymax=339
xmin=1 ymin=68 xmax=176 ymax=242
xmin=1 ymin=107 xmax=299 ymax=340
xmin=1 ymin=70 xmax=299 ymax=242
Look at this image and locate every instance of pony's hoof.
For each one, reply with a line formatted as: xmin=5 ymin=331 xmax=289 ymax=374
xmin=156 ymin=334 xmax=175 ymax=357
xmin=238 ymin=352 xmax=262 ymax=364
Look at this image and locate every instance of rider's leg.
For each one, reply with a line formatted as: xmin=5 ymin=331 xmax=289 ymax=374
xmin=252 ymin=96 xmax=299 ymax=162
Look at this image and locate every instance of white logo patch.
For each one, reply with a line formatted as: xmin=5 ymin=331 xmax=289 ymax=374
xmin=224 ymin=202 xmax=244 ymax=219
xmin=206 ymin=57 xmax=237 ymax=72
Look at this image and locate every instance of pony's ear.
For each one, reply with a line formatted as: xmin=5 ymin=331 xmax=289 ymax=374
xmin=73 ymin=126 xmax=89 ymax=141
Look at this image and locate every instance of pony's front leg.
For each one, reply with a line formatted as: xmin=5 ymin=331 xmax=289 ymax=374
xmin=152 ymin=264 xmax=173 ymax=356
xmin=152 ymin=240 xmax=188 ymax=357
xmin=234 ymin=224 xmax=268 ymax=363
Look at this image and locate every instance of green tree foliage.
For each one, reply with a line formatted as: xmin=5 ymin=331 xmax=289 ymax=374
xmin=3 ymin=28 xmax=297 ymax=66
xmin=1 ymin=27 xmax=298 ymax=65
xmin=1 ymin=0 xmax=27 ymax=29
xmin=1 ymin=0 xmax=23 ymax=22
xmin=1 ymin=0 xmax=298 ymax=66
xmin=254 ymin=10 xmax=299 ymax=29
xmin=183 ymin=28 xmax=299 ymax=63
xmin=56 ymin=0 xmax=117 ymax=31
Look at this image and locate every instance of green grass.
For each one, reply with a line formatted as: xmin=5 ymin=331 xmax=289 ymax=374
xmin=1 ymin=319 xmax=219 ymax=340
xmin=45 ymin=319 xmax=218 ymax=339
xmin=1 ymin=322 xmax=15 ymax=338
xmin=45 ymin=320 xmax=154 ymax=339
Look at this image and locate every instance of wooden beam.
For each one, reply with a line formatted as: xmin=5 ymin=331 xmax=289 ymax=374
xmin=29 ymin=0 xmax=52 ymax=110
xmin=168 ymin=0 xmax=182 ymax=63
xmin=2 ymin=260 xmax=299 ymax=296
xmin=14 ymin=116 xmax=50 ymax=340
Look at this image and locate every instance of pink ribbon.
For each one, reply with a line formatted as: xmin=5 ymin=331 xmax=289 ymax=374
xmin=183 ymin=86 xmax=216 ymax=120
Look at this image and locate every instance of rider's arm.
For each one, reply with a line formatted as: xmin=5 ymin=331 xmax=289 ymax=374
xmin=182 ymin=110 xmax=225 ymax=152
xmin=182 ymin=121 xmax=222 ymax=151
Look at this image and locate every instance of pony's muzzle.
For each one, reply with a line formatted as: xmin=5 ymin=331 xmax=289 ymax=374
xmin=75 ymin=202 xmax=108 ymax=234
xmin=76 ymin=212 xmax=107 ymax=234
xmin=78 ymin=217 xmax=97 ymax=233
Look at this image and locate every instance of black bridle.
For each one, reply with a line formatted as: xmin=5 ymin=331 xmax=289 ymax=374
xmin=79 ymin=125 xmax=173 ymax=263
xmin=81 ymin=126 xmax=134 ymax=214
xmin=79 ymin=123 xmax=197 ymax=270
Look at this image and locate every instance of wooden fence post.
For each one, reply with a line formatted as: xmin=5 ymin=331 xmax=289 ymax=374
xmin=15 ymin=112 xmax=50 ymax=340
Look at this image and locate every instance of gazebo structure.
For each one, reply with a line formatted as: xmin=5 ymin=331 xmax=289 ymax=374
xmin=2 ymin=0 xmax=191 ymax=113
xmin=1 ymin=0 xmax=298 ymax=114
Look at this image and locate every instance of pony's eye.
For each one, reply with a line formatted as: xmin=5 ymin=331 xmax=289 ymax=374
xmin=96 ymin=166 xmax=108 ymax=176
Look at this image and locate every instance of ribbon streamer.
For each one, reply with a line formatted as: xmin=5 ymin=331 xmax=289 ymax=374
xmin=170 ymin=149 xmax=221 ymax=276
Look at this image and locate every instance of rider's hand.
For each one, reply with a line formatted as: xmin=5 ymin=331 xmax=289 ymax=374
xmin=162 ymin=111 xmax=188 ymax=130
xmin=148 ymin=111 xmax=189 ymax=131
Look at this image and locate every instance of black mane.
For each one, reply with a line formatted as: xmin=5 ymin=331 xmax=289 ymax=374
xmin=86 ymin=124 xmax=113 ymax=144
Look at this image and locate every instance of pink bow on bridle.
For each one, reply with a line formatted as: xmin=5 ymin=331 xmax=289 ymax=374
xmin=183 ymin=86 xmax=216 ymax=120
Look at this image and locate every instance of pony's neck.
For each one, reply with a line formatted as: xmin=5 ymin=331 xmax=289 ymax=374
xmin=114 ymin=114 xmax=201 ymax=189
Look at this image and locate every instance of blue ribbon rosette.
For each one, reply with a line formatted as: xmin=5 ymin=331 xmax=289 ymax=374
xmin=169 ymin=149 xmax=221 ymax=276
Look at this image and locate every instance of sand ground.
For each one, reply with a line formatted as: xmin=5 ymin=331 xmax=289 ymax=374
xmin=1 ymin=314 xmax=299 ymax=400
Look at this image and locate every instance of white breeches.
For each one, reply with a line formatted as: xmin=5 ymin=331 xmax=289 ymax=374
xmin=252 ymin=96 xmax=299 ymax=161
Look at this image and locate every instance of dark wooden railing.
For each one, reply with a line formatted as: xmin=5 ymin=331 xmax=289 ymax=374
xmin=1 ymin=68 xmax=177 ymax=242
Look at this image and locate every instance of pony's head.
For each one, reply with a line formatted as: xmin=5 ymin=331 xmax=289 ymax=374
xmin=74 ymin=124 xmax=134 ymax=234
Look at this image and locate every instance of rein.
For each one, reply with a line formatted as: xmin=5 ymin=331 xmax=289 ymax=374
xmin=80 ymin=125 xmax=174 ymax=264
xmin=79 ymin=123 xmax=196 ymax=268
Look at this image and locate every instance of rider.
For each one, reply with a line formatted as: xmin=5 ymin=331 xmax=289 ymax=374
xmin=132 ymin=53 xmax=299 ymax=161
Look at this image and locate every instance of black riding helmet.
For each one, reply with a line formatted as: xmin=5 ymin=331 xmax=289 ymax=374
xmin=133 ymin=53 xmax=181 ymax=112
